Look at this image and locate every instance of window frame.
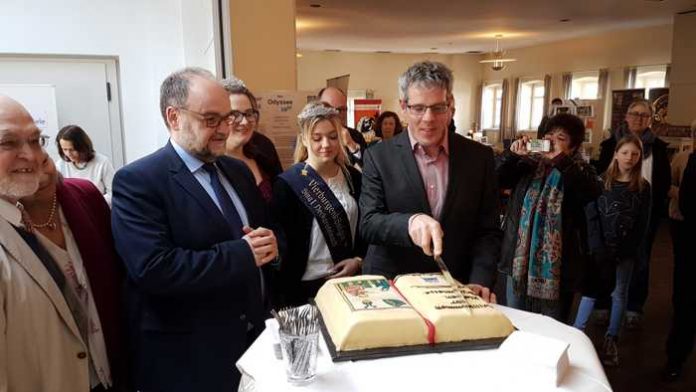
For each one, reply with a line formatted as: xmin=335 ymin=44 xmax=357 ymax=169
xmin=481 ymin=82 xmax=503 ymax=131
xmin=570 ymin=71 xmax=600 ymax=100
xmin=517 ymin=79 xmax=546 ymax=132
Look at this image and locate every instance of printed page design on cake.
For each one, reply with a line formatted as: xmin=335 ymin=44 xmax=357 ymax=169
xmin=334 ymin=278 xmax=412 ymax=311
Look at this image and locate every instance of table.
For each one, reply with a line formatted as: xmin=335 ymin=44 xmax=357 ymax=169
xmin=237 ymin=305 xmax=613 ymax=392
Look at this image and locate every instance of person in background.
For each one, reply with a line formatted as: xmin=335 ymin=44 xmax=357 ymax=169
xmin=594 ymin=99 xmax=671 ymax=329
xmin=272 ymin=102 xmax=364 ymax=306
xmin=319 ymin=86 xmax=367 ymax=169
xmin=375 ymin=111 xmax=403 ymax=141
xmin=663 ymin=125 xmax=696 ymax=382
xmin=360 ymin=61 xmax=499 ymax=302
xmin=56 ymin=125 xmax=115 ymax=205
xmin=498 ymin=114 xmax=602 ymax=321
xmin=111 ymin=67 xmax=277 ymax=391
xmin=222 ymin=77 xmax=282 ymax=203
xmin=537 ymin=98 xmax=564 ymax=139
xmin=573 ymin=134 xmax=651 ymax=367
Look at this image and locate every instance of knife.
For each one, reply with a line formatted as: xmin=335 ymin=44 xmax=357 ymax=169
xmin=434 ymin=256 xmax=472 ymax=314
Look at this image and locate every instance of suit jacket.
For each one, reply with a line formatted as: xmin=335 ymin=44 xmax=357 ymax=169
xmin=0 ymin=208 xmax=90 ymax=392
xmin=360 ymin=131 xmax=501 ymax=288
xmin=271 ymin=165 xmax=366 ymax=306
xmin=111 ymin=142 xmax=270 ymax=392
xmin=680 ymin=152 xmax=696 ymax=222
xmin=58 ymin=178 xmax=128 ymax=389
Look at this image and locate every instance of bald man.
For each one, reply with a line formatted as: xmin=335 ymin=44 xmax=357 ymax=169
xmin=319 ymin=86 xmax=367 ymax=168
xmin=0 ymin=96 xmax=95 ymax=391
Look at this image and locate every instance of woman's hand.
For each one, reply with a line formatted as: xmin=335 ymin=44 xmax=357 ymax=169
xmin=510 ymin=135 xmax=530 ymax=156
xmin=326 ymin=257 xmax=362 ymax=279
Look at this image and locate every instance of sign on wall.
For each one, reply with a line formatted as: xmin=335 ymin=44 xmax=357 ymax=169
xmin=0 ymin=84 xmax=60 ymax=158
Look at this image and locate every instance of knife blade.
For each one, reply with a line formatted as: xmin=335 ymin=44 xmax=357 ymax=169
xmin=434 ymin=256 xmax=471 ymax=314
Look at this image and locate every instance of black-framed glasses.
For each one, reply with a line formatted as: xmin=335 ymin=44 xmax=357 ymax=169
xmin=0 ymin=134 xmax=49 ymax=152
xmin=176 ymin=107 xmax=236 ymax=128
xmin=406 ymin=102 xmax=450 ymax=116
xmin=230 ymin=109 xmax=260 ymax=123
xmin=627 ymin=111 xmax=651 ymax=120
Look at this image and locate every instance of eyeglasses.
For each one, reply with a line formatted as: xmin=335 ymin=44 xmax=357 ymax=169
xmin=405 ymin=103 xmax=450 ymax=116
xmin=0 ymin=134 xmax=49 ymax=152
xmin=230 ymin=109 xmax=260 ymax=123
xmin=627 ymin=111 xmax=652 ymax=120
xmin=176 ymin=107 xmax=237 ymax=128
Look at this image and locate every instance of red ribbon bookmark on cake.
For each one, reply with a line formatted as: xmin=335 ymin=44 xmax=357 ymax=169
xmin=390 ymin=280 xmax=437 ymax=345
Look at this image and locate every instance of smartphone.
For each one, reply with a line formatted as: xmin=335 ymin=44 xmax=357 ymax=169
xmin=528 ymin=139 xmax=551 ymax=153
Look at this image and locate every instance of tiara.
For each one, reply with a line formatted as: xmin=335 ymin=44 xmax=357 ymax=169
xmin=221 ymin=76 xmax=246 ymax=89
xmin=297 ymin=103 xmax=339 ymax=121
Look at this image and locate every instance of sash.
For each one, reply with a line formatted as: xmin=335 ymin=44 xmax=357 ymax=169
xmin=280 ymin=163 xmax=353 ymax=262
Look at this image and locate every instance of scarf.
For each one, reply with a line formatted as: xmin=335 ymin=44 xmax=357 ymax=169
xmin=615 ymin=123 xmax=656 ymax=158
xmin=511 ymin=160 xmax=564 ymax=312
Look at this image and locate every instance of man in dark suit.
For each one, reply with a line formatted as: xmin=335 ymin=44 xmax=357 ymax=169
xmin=111 ymin=67 xmax=278 ymax=391
xmin=360 ymin=61 xmax=500 ymax=301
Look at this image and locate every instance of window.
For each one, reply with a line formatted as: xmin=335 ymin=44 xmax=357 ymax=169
xmin=517 ymin=80 xmax=545 ymax=131
xmin=571 ymin=71 xmax=599 ymax=100
xmin=481 ymin=83 xmax=503 ymax=130
xmin=635 ymin=65 xmax=667 ymax=95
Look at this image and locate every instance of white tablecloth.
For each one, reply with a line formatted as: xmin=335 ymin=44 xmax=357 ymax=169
xmin=236 ymin=305 xmax=612 ymax=392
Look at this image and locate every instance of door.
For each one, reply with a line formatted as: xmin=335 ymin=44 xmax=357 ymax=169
xmin=0 ymin=55 xmax=124 ymax=168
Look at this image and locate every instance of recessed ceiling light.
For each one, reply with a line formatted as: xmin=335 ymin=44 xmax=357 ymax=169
xmin=310 ymin=3 xmax=322 ymax=8
xmin=560 ymin=18 xmax=571 ymax=22
xmin=324 ymin=49 xmax=341 ymax=52
xmin=466 ymin=50 xmax=483 ymax=54
xmin=376 ymin=50 xmax=392 ymax=54
xmin=430 ymin=47 xmax=438 ymax=50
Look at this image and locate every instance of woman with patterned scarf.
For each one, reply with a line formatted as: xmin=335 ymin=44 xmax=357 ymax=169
xmin=497 ymin=114 xmax=602 ymax=322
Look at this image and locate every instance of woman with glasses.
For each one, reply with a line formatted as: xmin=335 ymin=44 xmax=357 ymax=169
xmin=375 ymin=111 xmax=403 ymax=141
xmin=594 ymin=99 xmax=671 ymax=329
xmin=56 ymin=125 xmax=116 ymax=205
xmin=221 ymin=78 xmax=283 ymax=203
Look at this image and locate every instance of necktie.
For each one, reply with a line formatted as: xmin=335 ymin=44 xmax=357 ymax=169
xmin=202 ymin=162 xmax=244 ymax=238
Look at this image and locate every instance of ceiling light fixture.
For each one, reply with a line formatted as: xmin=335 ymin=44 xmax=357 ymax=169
xmin=479 ymin=34 xmax=516 ymax=71
xmin=309 ymin=4 xmax=322 ymax=8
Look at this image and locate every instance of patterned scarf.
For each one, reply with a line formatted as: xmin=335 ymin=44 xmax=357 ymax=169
xmin=511 ymin=161 xmax=564 ymax=311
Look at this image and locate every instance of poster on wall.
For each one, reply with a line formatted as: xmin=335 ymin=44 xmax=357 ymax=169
xmin=647 ymin=87 xmax=691 ymax=138
xmin=0 ymin=84 xmax=60 ymax=159
xmin=610 ymin=89 xmax=645 ymax=131
xmin=255 ymin=91 xmax=314 ymax=168
xmin=353 ymin=99 xmax=382 ymax=130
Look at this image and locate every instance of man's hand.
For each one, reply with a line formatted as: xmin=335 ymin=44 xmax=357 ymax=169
xmin=465 ymin=283 xmax=497 ymax=304
xmin=326 ymin=257 xmax=362 ymax=279
xmin=242 ymin=226 xmax=278 ymax=267
xmin=408 ymin=214 xmax=444 ymax=257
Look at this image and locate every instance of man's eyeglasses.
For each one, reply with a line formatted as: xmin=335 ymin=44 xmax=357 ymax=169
xmin=0 ymin=134 xmax=49 ymax=152
xmin=406 ymin=103 xmax=450 ymax=117
xmin=230 ymin=109 xmax=260 ymax=123
xmin=627 ymin=111 xmax=652 ymax=120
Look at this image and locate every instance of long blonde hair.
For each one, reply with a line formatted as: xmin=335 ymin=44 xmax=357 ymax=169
xmin=604 ymin=134 xmax=646 ymax=192
xmin=293 ymin=101 xmax=349 ymax=168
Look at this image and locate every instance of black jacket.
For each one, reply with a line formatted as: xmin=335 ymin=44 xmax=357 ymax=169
xmin=680 ymin=152 xmax=696 ymax=222
xmin=595 ymin=132 xmax=671 ymax=224
xmin=360 ymin=131 xmax=501 ymax=288
xmin=497 ymin=151 xmax=602 ymax=291
xmin=271 ymin=166 xmax=366 ymax=306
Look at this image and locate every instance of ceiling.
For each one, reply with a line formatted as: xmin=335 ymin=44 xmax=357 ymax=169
xmin=296 ymin=0 xmax=696 ymax=54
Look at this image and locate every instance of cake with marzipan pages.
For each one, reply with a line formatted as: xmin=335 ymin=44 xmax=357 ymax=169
xmin=315 ymin=274 xmax=514 ymax=352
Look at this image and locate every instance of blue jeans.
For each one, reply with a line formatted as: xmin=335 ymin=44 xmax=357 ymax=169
xmin=574 ymin=257 xmax=635 ymax=337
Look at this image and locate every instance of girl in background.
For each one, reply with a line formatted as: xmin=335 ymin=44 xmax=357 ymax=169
xmin=574 ymin=134 xmax=651 ymax=367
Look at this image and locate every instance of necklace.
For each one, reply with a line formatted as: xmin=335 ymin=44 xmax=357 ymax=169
xmin=73 ymin=161 xmax=88 ymax=171
xmin=31 ymin=193 xmax=58 ymax=230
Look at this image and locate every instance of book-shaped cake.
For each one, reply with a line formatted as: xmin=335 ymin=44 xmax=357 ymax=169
xmin=315 ymin=273 xmax=514 ymax=353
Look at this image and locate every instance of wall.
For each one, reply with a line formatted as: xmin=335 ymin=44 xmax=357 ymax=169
xmin=669 ymin=12 xmax=696 ymax=125
xmin=297 ymin=51 xmax=483 ymax=134
xmin=0 ymin=0 xmax=216 ymax=162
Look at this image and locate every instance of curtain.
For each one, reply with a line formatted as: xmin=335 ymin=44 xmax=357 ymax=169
xmin=510 ymin=78 xmax=520 ymax=137
xmin=624 ymin=66 xmax=637 ymax=88
xmin=500 ymin=78 xmax=510 ymax=139
xmin=542 ymin=74 xmax=552 ymax=116
xmin=665 ymin=65 xmax=671 ymax=87
xmin=561 ymin=73 xmax=572 ymax=99
xmin=597 ymin=68 xmax=609 ymax=100
xmin=474 ymin=82 xmax=484 ymax=131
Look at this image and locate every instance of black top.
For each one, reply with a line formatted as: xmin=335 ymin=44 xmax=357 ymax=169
xmin=244 ymin=131 xmax=283 ymax=178
xmin=680 ymin=152 xmax=696 ymax=222
xmin=594 ymin=180 xmax=651 ymax=258
xmin=346 ymin=127 xmax=367 ymax=167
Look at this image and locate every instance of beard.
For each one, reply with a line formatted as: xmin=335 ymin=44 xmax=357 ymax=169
xmin=0 ymin=174 xmax=40 ymax=201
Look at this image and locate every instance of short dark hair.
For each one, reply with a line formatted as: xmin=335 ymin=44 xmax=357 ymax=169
xmin=546 ymin=113 xmax=586 ymax=150
xmin=375 ymin=111 xmax=403 ymax=138
xmin=159 ymin=67 xmax=215 ymax=129
xmin=56 ymin=125 xmax=95 ymax=162
xmin=551 ymin=98 xmax=563 ymax=105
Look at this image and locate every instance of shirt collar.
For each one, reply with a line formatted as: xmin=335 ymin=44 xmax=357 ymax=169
xmin=171 ymin=138 xmax=206 ymax=173
xmin=0 ymin=197 xmax=23 ymax=227
xmin=407 ymin=128 xmax=450 ymax=156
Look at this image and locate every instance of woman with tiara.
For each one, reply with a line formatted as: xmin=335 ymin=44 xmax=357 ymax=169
xmin=272 ymin=101 xmax=366 ymax=306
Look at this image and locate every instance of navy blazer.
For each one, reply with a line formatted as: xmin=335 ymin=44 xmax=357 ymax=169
xmin=360 ymin=131 xmax=501 ymax=288
xmin=111 ymin=142 xmax=269 ymax=392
